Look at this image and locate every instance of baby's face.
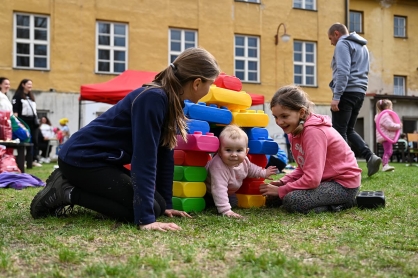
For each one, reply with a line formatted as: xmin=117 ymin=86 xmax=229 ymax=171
xmin=218 ymin=136 xmax=249 ymax=167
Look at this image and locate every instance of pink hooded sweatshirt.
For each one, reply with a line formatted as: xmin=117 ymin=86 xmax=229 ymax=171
xmin=374 ymin=111 xmax=401 ymax=143
xmin=278 ymin=113 xmax=361 ymax=199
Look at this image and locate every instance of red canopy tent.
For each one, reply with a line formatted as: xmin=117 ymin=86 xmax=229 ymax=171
xmin=248 ymin=93 xmax=265 ymax=106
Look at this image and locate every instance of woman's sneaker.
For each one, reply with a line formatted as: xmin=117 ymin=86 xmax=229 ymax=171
xmin=382 ymin=164 xmax=395 ymax=172
xmin=30 ymin=169 xmax=74 ymax=219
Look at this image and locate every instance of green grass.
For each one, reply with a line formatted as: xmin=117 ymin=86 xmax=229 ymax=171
xmin=1 ymin=162 xmax=417 ymax=277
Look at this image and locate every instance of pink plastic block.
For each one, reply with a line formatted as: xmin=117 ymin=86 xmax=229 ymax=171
xmin=175 ymin=132 xmax=219 ymax=152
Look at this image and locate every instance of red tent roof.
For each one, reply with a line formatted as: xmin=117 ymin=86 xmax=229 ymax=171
xmin=80 ymin=70 xmax=158 ymax=104
xmin=248 ymin=93 xmax=265 ymax=106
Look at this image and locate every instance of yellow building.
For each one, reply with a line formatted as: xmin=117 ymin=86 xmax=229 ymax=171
xmin=1 ymin=0 xmax=417 ymax=146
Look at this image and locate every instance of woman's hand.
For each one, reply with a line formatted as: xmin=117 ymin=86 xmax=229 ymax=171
xmin=138 ymin=222 xmax=181 ymax=231
xmin=259 ymin=183 xmax=280 ymax=197
xmin=164 ymin=209 xmax=192 ymax=218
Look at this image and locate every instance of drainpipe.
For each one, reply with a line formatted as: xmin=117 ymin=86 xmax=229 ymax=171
xmin=345 ymin=0 xmax=349 ymax=27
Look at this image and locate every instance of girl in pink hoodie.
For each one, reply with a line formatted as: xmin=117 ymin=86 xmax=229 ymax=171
xmin=374 ymin=99 xmax=402 ymax=172
xmin=260 ymin=85 xmax=362 ymax=213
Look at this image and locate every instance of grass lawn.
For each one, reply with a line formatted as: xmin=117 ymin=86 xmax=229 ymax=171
xmin=1 ymin=162 xmax=417 ymax=277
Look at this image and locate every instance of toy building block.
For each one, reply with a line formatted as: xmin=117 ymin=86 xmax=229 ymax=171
xmin=230 ymin=110 xmax=269 ymax=128
xmin=173 ymin=181 xmax=206 ymax=198
xmin=236 ymin=194 xmax=265 ymax=208
xmin=172 ymin=197 xmax=206 ymax=212
xmin=174 ymin=150 xmax=211 ymax=167
xmin=199 ymin=85 xmax=252 ymax=111
xmin=248 ymin=139 xmax=279 ymax=155
xmin=356 ymin=191 xmax=385 ymax=209
xmin=173 ymin=166 xmax=207 ymax=182
xmin=244 ymin=127 xmax=269 ymax=141
xmin=247 ymin=154 xmax=268 ymax=168
xmin=176 ymin=131 xmax=219 ymax=153
xmin=236 ymin=178 xmax=265 ymax=195
xmin=184 ymin=100 xmax=232 ymax=125
xmin=186 ymin=118 xmax=210 ymax=134
xmin=213 ymin=73 xmax=242 ymax=91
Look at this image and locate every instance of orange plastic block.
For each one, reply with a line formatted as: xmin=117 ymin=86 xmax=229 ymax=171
xmin=176 ymin=131 xmax=219 ymax=152
xmin=236 ymin=194 xmax=265 ymax=208
xmin=174 ymin=150 xmax=211 ymax=166
xmin=199 ymin=85 xmax=252 ymax=111
xmin=230 ymin=110 xmax=269 ymax=127
xmin=173 ymin=181 xmax=206 ymax=198
xmin=247 ymin=154 xmax=268 ymax=168
xmin=236 ymin=178 xmax=265 ymax=195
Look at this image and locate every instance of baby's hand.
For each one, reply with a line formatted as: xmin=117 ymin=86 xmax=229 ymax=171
xmin=265 ymin=166 xmax=278 ymax=177
xmin=224 ymin=210 xmax=244 ymax=218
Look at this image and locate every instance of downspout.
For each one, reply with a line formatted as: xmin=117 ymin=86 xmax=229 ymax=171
xmin=345 ymin=0 xmax=349 ymax=27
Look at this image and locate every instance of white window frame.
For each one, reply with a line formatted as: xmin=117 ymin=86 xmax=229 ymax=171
xmin=293 ymin=0 xmax=316 ymax=10
xmin=394 ymin=16 xmax=406 ymax=38
xmin=96 ymin=21 xmax=128 ymax=74
xmin=13 ymin=13 xmax=50 ymax=70
xmin=349 ymin=11 xmax=363 ymax=33
xmin=293 ymin=41 xmax=317 ymax=87
xmin=394 ymin=76 xmax=406 ymax=96
xmin=168 ymin=29 xmax=197 ymax=63
xmin=234 ymin=35 xmax=260 ymax=83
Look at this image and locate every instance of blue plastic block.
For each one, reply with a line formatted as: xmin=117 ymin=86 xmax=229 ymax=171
xmin=183 ymin=100 xmax=232 ymax=125
xmin=186 ymin=119 xmax=210 ymax=134
xmin=248 ymin=139 xmax=279 ymax=155
xmin=244 ymin=127 xmax=269 ymax=140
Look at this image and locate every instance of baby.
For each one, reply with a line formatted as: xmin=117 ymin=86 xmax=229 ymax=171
xmin=205 ymin=125 xmax=277 ymax=218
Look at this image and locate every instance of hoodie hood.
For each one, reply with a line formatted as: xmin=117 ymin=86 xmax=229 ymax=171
xmin=342 ymin=32 xmax=367 ymax=46
xmin=304 ymin=113 xmax=332 ymax=129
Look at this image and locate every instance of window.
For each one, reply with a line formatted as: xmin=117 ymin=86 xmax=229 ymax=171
xmin=394 ymin=16 xmax=406 ymax=37
xmin=234 ymin=35 xmax=259 ymax=82
xmin=169 ymin=29 xmax=197 ymax=63
xmin=13 ymin=13 xmax=50 ymax=70
xmin=96 ymin=21 xmax=128 ymax=74
xmin=394 ymin=76 xmax=406 ymax=95
xmin=293 ymin=0 xmax=316 ymax=10
xmin=293 ymin=41 xmax=316 ymax=86
xmin=349 ymin=11 xmax=363 ymax=33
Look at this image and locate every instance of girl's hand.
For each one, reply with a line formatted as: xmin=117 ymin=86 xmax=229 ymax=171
xmin=259 ymin=183 xmax=280 ymax=197
xmin=138 ymin=222 xmax=181 ymax=231
xmin=265 ymin=166 xmax=278 ymax=177
xmin=164 ymin=209 xmax=192 ymax=218
xmin=224 ymin=210 xmax=243 ymax=218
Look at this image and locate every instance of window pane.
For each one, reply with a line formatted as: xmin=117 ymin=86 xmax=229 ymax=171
xmin=34 ymin=44 xmax=47 ymax=55
xmin=34 ymin=57 xmax=47 ymax=68
xmin=114 ymin=62 xmax=125 ymax=73
xmin=16 ymin=15 xmax=30 ymax=26
xmin=306 ymin=54 xmax=314 ymax=63
xmin=98 ymin=49 xmax=110 ymax=60
xmin=170 ymin=30 xmax=181 ymax=40
xmin=248 ymin=48 xmax=257 ymax=58
xmin=306 ymin=66 xmax=314 ymax=74
xmin=235 ymin=36 xmax=244 ymax=46
xmin=235 ymin=71 xmax=244 ymax=80
xmin=114 ymin=37 xmax=125 ymax=47
xmin=294 ymin=42 xmax=302 ymax=51
xmin=16 ymin=43 xmax=30 ymax=54
xmin=294 ymin=65 xmax=302 ymax=74
xmin=248 ymin=61 xmax=257 ymax=70
xmin=98 ymin=23 xmax=110 ymax=34
xmin=171 ymin=41 xmax=181 ymax=51
xmin=98 ymin=62 xmax=110 ymax=71
xmin=235 ymin=47 xmax=244 ymax=57
xmin=294 ymin=75 xmax=302 ymax=84
xmin=248 ymin=37 xmax=257 ymax=47
xmin=305 ymin=43 xmax=314 ymax=52
xmin=185 ymin=32 xmax=195 ymax=41
xmin=185 ymin=43 xmax=195 ymax=49
xmin=170 ymin=55 xmax=177 ymax=63
xmin=16 ymin=28 xmax=30 ymax=39
xmin=235 ymin=60 xmax=245 ymax=70
xmin=114 ymin=24 xmax=126 ymax=35
xmin=99 ymin=35 xmax=110 ymax=45
xmin=16 ymin=56 xmax=30 ymax=67
xmin=114 ymin=50 xmax=125 ymax=61
xmin=35 ymin=30 xmax=47 ymax=40
xmin=248 ymin=72 xmax=257 ymax=81
xmin=35 ymin=17 xmax=47 ymax=28
xmin=306 ymin=76 xmax=314 ymax=85
xmin=294 ymin=53 xmax=302 ymax=61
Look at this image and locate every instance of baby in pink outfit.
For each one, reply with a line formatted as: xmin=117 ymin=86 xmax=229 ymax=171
xmin=205 ymin=125 xmax=277 ymax=218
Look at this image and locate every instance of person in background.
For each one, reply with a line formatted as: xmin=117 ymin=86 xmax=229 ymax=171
xmin=38 ymin=116 xmax=55 ymax=163
xmin=58 ymin=118 xmax=70 ymax=144
xmin=0 ymin=77 xmax=13 ymax=112
xmin=375 ymin=99 xmax=402 ymax=171
xmin=328 ymin=23 xmax=381 ymax=177
xmin=12 ymin=79 xmax=42 ymax=167
xmin=396 ymin=133 xmax=408 ymax=163
xmin=260 ymin=85 xmax=361 ymax=213
xmin=205 ymin=125 xmax=277 ymax=218
xmin=30 ymin=47 xmax=220 ymax=232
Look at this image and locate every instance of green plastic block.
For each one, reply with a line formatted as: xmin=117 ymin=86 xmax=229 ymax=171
xmin=174 ymin=166 xmax=184 ymax=181
xmin=172 ymin=197 xmax=206 ymax=212
xmin=174 ymin=166 xmax=207 ymax=182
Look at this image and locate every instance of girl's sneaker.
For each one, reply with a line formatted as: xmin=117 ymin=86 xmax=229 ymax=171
xmin=382 ymin=164 xmax=395 ymax=172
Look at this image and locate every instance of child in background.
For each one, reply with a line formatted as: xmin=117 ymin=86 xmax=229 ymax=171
xmin=58 ymin=118 xmax=70 ymax=143
xmin=375 ymin=99 xmax=402 ymax=172
xmin=260 ymin=85 xmax=361 ymax=213
xmin=205 ymin=125 xmax=277 ymax=218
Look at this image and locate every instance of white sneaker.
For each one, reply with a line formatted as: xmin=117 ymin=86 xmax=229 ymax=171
xmin=33 ymin=162 xmax=43 ymax=167
xmin=382 ymin=164 xmax=394 ymax=172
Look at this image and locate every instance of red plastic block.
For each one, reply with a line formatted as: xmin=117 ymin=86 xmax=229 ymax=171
xmin=236 ymin=178 xmax=265 ymax=195
xmin=213 ymin=73 xmax=243 ymax=91
xmin=247 ymin=154 xmax=268 ymax=168
xmin=174 ymin=150 xmax=211 ymax=166
xmin=176 ymin=131 xmax=219 ymax=152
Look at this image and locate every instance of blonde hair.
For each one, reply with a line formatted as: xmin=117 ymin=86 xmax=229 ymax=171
xmin=219 ymin=125 xmax=248 ymax=146
xmin=376 ymin=99 xmax=392 ymax=113
xmin=270 ymin=85 xmax=314 ymax=136
xmin=144 ymin=47 xmax=220 ymax=149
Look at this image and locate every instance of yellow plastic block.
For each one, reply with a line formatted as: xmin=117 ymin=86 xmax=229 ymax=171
xmin=199 ymin=85 xmax=252 ymax=111
xmin=230 ymin=110 xmax=269 ymax=127
xmin=173 ymin=181 xmax=206 ymax=198
xmin=236 ymin=194 xmax=266 ymax=208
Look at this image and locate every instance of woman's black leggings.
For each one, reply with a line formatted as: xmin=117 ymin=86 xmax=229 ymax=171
xmin=58 ymin=158 xmax=166 ymax=223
